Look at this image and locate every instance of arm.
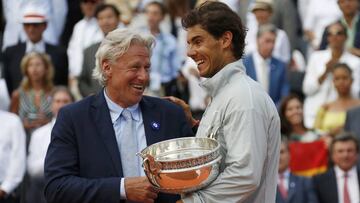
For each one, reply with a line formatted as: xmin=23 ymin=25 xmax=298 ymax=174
xmin=0 ymin=115 xmax=26 ymax=194
xmin=302 ymin=54 xmax=324 ymax=96
xmin=182 ymin=109 xmax=273 ymax=202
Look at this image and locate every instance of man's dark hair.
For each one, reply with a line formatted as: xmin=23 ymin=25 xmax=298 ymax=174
xmin=182 ymin=1 xmax=246 ymax=59
xmin=94 ymin=4 xmax=121 ymax=19
xmin=330 ymin=132 xmax=359 ymax=155
xmin=145 ymin=1 xmax=167 ymax=16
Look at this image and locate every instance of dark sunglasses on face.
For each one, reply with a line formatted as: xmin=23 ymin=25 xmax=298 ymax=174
xmin=328 ymin=30 xmax=346 ymax=36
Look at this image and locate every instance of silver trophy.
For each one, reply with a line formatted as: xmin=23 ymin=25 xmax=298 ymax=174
xmin=137 ymin=117 xmax=222 ymax=194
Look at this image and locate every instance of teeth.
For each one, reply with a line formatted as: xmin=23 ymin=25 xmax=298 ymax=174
xmin=196 ymin=60 xmax=204 ymax=65
xmin=132 ymin=85 xmax=143 ymax=90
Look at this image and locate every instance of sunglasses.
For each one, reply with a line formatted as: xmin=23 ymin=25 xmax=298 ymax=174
xmin=328 ymin=30 xmax=346 ymax=36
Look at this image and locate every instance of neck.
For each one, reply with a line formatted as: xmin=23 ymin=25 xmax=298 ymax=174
xmin=292 ymin=124 xmax=306 ymax=135
xmin=332 ymin=49 xmax=344 ymax=58
xmin=338 ymin=94 xmax=352 ymax=100
xmin=31 ymin=81 xmax=44 ymax=90
xmin=150 ymin=27 xmax=160 ymax=35
xmin=344 ymin=13 xmax=356 ymax=27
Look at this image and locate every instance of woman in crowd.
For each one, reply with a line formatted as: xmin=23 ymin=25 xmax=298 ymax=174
xmin=10 ymin=52 xmax=54 ymax=134
xmin=26 ymin=86 xmax=74 ymax=203
xmin=279 ymin=94 xmax=329 ymax=177
xmin=314 ymin=63 xmax=360 ymax=137
xmin=280 ymin=94 xmax=320 ymax=142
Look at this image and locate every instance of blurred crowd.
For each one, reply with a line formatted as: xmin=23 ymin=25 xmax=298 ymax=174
xmin=0 ymin=0 xmax=360 ymax=203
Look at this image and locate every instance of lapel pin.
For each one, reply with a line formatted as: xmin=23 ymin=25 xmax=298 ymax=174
xmin=151 ymin=122 xmax=160 ymax=131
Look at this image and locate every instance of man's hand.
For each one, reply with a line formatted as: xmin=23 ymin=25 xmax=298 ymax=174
xmin=0 ymin=189 xmax=7 ymax=199
xmin=125 ymin=177 xmax=158 ymax=203
xmin=164 ymin=96 xmax=199 ymax=127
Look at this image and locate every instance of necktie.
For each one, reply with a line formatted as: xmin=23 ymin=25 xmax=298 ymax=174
xmin=118 ymin=109 xmax=140 ymax=177
xmin=344 ymin=173 xmax=351 ymax=203
xmin=259 ymin=59 xmax=269 ymax=92
xmin=279 ymin=174 xmax=288 ymax=199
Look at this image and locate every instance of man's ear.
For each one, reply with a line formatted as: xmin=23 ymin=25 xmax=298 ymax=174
xmin=220 ymin=31 xmax=233 ymax=49
xmin=102 ymin=60 xmax=112 ymax=78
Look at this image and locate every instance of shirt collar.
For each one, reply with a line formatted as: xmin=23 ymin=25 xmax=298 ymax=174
xmin=103 ymin=89 xmax=140 ymax=124
xmin=200 ymin=59 xmax=246 ymax=98
xmin=254 ymin=50 xmax=271 ymax=63
xmin=26 ymin=40 xmax=45 ymax=53
xmin=334 ymin=165 xmax=357 ymax=178
xmin=279 ymin=169 xmax=290 ymax=179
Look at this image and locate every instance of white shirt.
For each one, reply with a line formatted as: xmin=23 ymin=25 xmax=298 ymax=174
xmin=182 ymin=60 xmax=281 ymax=203
xmin=278 ymin=169 xmax=290 ymax=191
xmin=303 ymin=0 xmax=342 ymax=49
xmin=67 ymin=17 xmax=103 ymax=77
xmin=2 ymin=0 xmax=68 ymax=50
xmin=334 ymin=166 xmax=360 ymax=203
xmin=245 ymin=13 xmax=291 ymax=64
xmin=253 ymin=51 xmax=270 ymax=92
xmin=27 ymin=119 xmax=55 ymax=178
xmin=26 ymin=39 xmax=46 ymax=53
xmin=302 ymin=49 xmax=360 ymax=128
xmin=0 ymin=111 xmax=26 ymax=194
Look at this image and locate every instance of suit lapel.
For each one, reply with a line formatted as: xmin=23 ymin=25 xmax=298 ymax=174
xmin=140 ymin=96 xmax=165 ymax=146
xmin=328 ymin=168 xmax=339 ymax=202
xmin=287 ymin=174 xmax=297 ymax=202
xmin=90 ymin=91 xmax=123 ymax=176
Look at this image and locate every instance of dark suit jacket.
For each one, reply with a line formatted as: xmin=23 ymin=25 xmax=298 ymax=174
xmin=44 ymin=92 xmax=194 ymax=203
xmin=344 ymin=106 xmax=360 ymax=139
xmin=313 ymin=167 xmax=360 ymax=203
xmin=3 ymin=42 xmax=68 ymax=95
xmin=78 ymin=42 xmax=101 ymax=97
xmin=276 ymin=173 xmax=319 ymax=203
xmin=243 ymin=54 xmax=290 ymax=105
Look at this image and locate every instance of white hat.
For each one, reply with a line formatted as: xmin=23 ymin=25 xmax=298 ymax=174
xmin=251 ymin=0 xmax=273 ymax=12
xmin=21 ymin=4 xmax=47 ymax=24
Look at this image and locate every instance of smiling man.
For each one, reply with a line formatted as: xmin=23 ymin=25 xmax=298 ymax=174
xmin=44 ymin=28 xmax=194 ymax=203
xmin=177 ymin=1 xmax=281 ymax=203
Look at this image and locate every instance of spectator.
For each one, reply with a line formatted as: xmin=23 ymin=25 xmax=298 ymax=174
xmin=78 ymin=3 xmax=121 ymax=97
xmin=67 ymin=0 xmax=103 ymax=82
xmin=142 ymin=1 xmax=182 ymax=97
xmin=26 ymin=86 xmax=74 ymax=203
xmin=245 ymin=0 xmax=291 ymax=63
xmin=243 ymin=24 xmax=290 ymax=106
xmin=279 ymin=94 xmax=329 ymax=176
xmin=303 ymin=0 xmax=341 ymax=51
xmin=9 ymin=52 xmax=53 ymax=135
xmin=303 ymin=21 xmax=360 ymax=129
xmin=314 ymin=63 xmax=360 ymax=137
xmin=0 ymin=110 xmax=26 ymax=203
xmin=276 ymin=137 xmax=319 ymax=203
xmin=3 ymin=5 xmax=68 ymax=95
xmin=2 ymin=1 xmax=67 ymax=50
xmin=319 ymin=0 xmax=360 ymax=57
xmin=313 ymin=132 xmax=360 ymax=203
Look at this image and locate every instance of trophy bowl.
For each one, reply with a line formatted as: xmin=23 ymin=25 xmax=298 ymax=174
xmin=137 ymin=137 xmax=222 ymax=194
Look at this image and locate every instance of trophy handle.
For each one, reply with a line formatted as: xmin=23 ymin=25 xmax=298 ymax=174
xmin=137 ymin=153 xmax=162 ymax=187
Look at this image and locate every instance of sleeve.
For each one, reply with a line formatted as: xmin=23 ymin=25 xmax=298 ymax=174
xmin=67 ymin=23 xmax=84 ymax=78
xmin=44 ymin=108 xmax=121 ymax=203
xmin=0 ymin=115 xmax=26 ymax=194
xmin=182 ymin=109 xmax=270 ymax=202
xmin=302 ymin=54 xmax=322 ymax=96
xmin=350 ymin=59 xmax=360 ymax=99
xmin=27 ymin=128 xmax=46 ymax=177
xmin=280 ymin=62 xmax=290 ymax=105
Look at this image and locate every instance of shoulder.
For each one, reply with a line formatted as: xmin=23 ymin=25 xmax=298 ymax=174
xmin=11 ymin=89 xmax=20 ymax=99
xmin=271 ymin=57 xmax=286 ymax=67
xmin=347 ymin=105 xmax=360 ymax=115
xmin=4 ymin=43 xmax=24 ymax=55
xmin=84 ymin=43 xmax=100 ymax=54
xmin=313 ymin=169 xmax=334 ymax=182
xmin=46 ymin=43 xmax=66 ymax=54
xmin=0 ymin=110 xmax=22 ymax=125
xmin=32 ymin=121 xmax=52 ymax=138
xmin=142 ymin=96 xmax=183 ymax=113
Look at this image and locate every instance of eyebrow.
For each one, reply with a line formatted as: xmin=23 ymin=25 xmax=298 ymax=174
xmin=188 ymin=35 xmax=202 ymax=44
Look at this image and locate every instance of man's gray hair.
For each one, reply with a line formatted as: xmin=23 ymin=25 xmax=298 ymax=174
xmin=256 ymin=23 xmax=277 ymax=38
xmin=92 ymin=28 xmax=155 ymax=86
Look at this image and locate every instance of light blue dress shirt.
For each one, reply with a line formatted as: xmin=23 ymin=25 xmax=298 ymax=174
xmin=103 ymin=90 xmax=146 ymax=199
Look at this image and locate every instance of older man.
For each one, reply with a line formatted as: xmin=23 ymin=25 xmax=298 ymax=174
xmin=313 ymin=132 xmax=360 ymax=203
xmin=44 ymin=28 xmax=194 ymax=203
